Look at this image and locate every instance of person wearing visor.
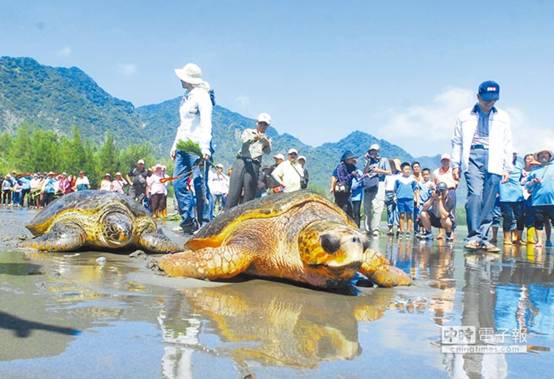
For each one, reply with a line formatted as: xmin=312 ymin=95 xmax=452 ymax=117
xmin=226 ymin=113 xmax=272 ymax=209
xmin=451 ymin=81 xmax=513 ymax=252
xmin=271 ymin=148 xmax=304 ymax=193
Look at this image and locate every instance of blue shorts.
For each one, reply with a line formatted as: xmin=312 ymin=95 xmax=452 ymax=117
xmin=397 ymin=198 xmax=414 ymax=216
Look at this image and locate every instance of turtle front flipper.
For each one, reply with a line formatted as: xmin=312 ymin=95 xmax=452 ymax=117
xmin=158 ymin=245 xmax=253 ymax=279
xmin=23 ymin=222 xmax=86 ymax=252
xmin=138 ymin=229 xmax=179 ymax=253
xmin=359 ymin=249 xmax=412 ymax=287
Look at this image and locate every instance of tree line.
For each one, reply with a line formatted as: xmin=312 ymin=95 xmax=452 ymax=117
xmin=0 ymin=123 xmax=170 ymax=186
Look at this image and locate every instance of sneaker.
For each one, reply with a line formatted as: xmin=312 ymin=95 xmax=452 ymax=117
xmin=464 ymin=240 xmax=481 ymax=250
xmin=481 ymin=241 xmax=500 ymax=253
xmin=422 ymin=232 xmax=433 ymax=241
xmin=446 ymin=233 xmax=454 ymax=243
xmin=372 ymin=230 xmax=380 ymax=237
xmin=386 ymin=227 xmax=394 ymax=236
xmin=546 ymin=240 xmax=553 ymax=248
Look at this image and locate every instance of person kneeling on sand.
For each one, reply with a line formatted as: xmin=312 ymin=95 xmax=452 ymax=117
xmin=419 ymin=182 xmax=455 ymax=242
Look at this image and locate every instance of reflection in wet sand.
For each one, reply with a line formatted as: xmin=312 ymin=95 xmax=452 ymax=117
xmin=158 ymin=281 xmax=395 ymax=373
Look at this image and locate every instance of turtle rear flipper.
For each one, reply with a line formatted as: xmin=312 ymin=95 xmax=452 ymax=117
xmin=158 ymin=245 xmax=254 ymax=279
xmin=137 ymin=229 xmax=179 ymax=253
xmin=23 ymin=222 xmax=86 ymax=252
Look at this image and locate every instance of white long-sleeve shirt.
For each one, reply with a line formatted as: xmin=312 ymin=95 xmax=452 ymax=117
xmin=171 ymin=86 xmax=213 ymax=157
xmin=451 ymin=106 xmax=513 ymax=175
xmin=208 ymin=171 xmax=230 ymax=195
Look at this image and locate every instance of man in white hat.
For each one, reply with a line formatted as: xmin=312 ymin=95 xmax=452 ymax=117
xmin=170 ymin=63 xmax=214 ymax=233
xmin=226 ymin=113 xmax=272 ymax=209
xmin=271 ymin=148 xmax=305 ymax=193
xmin=362 ymin=143 xmax=391 ymax=237
xmin=431 ymin=153 xmax=459 ymax=240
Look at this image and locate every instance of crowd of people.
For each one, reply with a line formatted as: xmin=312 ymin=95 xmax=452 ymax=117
xmin=2 ymin=64 xmax=552 ymax=252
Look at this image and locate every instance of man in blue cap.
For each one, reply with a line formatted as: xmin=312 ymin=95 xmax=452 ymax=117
xmin=451 ymin=81 xmax=513 ymax=252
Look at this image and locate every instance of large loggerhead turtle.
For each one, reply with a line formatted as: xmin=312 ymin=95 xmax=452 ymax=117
xmin=23 ymin=190 xmax=178 ymax=253
xmin=158 ymin=191 xmax=411 ymax=288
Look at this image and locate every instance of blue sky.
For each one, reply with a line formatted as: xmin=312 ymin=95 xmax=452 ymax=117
xmin=1 ymin=0 xmax=553 ymax=156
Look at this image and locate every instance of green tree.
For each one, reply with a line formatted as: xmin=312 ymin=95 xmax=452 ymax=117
xmin=97 ymin=133 xmax=119 ymax=176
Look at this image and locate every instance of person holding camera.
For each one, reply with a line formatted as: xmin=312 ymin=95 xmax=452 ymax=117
xmin=330 ymin=150 xmax=359 ymax=218
xmin=419 ymin=182 xmax=455 ymax=242
xmin=226 ymin=113 xmax=272 ymax=209
xmin=362 ymin=144 xmax=391 ymax=237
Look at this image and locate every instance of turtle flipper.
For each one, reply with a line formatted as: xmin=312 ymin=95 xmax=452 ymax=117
xmin=158 ymin=245 xmax=253 ymax=279
xmin=359 ymin=249 xmax=412 ymax=287
xmin=138 ymin=229 xmax=179 ymax=253
xmin=23 ymin=222 xmax=86 ymax=252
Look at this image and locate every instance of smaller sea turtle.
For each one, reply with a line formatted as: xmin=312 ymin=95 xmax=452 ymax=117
xmin=158 ymin=191 xmax=411 ymax=288
xmin=23 ymin=190 xmax=178 ymax=253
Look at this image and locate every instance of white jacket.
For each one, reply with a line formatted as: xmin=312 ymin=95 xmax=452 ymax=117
xmin=171 ymin=86 xmax=213 ymax=157
xmin=451 ymin=106 xmax=513 ymax=175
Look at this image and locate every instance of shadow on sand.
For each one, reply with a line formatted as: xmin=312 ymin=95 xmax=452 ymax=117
xmin=0 ymin=311 xmax=80 ymax=338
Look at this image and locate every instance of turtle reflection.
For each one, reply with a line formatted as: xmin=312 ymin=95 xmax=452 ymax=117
xmin=169 ymin=281 xmax=394 ymax=369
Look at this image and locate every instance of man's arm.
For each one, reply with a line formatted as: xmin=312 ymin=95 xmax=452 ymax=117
xmin=451 ymin=115 xmax=463 ymax=180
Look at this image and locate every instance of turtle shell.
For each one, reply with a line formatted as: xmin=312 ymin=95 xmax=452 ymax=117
xmin=187 ymin=190 xmax=352 ymax=249
xmin=26 ymin=190 xmax=148 ymax=235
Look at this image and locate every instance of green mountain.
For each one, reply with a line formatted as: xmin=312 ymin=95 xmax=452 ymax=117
xmin=1 ymin=56 xmax=419 ymax=189
xmin=0 ymin=56 xmax=145 ymax=143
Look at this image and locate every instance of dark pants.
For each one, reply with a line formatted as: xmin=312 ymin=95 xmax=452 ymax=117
xmin=464 ymin=147 xmax=501 ymax=242
xmin=226 ymin=158 xmax=260 ymax=209
xmin=2 ymin=190 xmax=11 ymax=205
xmin=500 ymin=202 xmax=524 ymax=231
xmin=352 ymin=200 xmax=362 ymax=227
xmin=334 ymin=192 xmax=353 ymax=218
xmin=150 ymin=193 xmax=166 ymax=215
xmin=43 ymin=192 xmax=55 ymax=206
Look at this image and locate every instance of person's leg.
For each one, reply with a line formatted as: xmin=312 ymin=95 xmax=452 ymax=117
xmin=500 ymin=202 xmax=514 ymax=245
xmin=225 ymin=159 xmax=246 ymax=209
xmin=173 ymin=150 xmax=198 ymax=231
xmin=242 ymin=161 xmax=260 ymax=203
xmin=370 ymin=182 xmax=386 ymax=234
xmin=490 ymin=201 xmax=501 ymax=243
xmin=384 ymin=192 xmax=395 ymax=233
xmin=465 ymin=150 xmax=486 ymax=240
xmin=399 ymin=213 xmax=405 ymax=234
xmin=544 ymin=206 xmax=553 ymax=246
xmin=477 ymin=172 xmax=501 ymax=244
xmin=352 ymin=200 xmax=362 ymax=227
xmin=419 ymin=210 xmax=431 ymax=233
xmin=363 ymin=189 xmax=376 ymax=233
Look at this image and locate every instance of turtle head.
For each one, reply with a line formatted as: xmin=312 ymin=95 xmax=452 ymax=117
xmin=298 ymin=221 xmax=368 ymax=285
xmin=102 ymin=212 xmax=132 ymax=248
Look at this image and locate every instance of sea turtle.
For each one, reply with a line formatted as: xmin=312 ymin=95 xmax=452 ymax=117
xmin=158 ymin=191 xmax=411 ymax=288
xmin=23 ymin=190 xmax=178 ymax=253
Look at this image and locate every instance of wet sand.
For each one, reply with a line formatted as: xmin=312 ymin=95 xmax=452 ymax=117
xmin=0 ymin=208 xmax=553 ymax=378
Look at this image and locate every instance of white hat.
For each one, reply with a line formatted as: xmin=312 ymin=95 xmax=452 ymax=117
xmin=297 ymin=155 xmax=307 ymax=162
xmin=273 ymin=153 xmax=285 ymax=161
xmin=288 ymin=148 xmax=298 ymax=155
xmin=153 ymin=164 xmax=163 ymax=170
xmin=215 ymin=163 xmax=224 ymax=169
xmin=115 ymin=172 xmax=122 ymax=176
xmin=174 ymin=63 xmax=203 ymax=85
xmin=441 ymin=153 xmax=451 ymax=161
xmin=104 ymin=173 xmax=111 ymax=177
xmin=137 ymin=159 xmax=145 ymax=165
xmin=369 ymin=144 xmax=380 ymax=151
xmin=257 ymin=112 xmax=272 ymax=125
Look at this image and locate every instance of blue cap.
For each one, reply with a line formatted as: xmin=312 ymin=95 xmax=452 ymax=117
xmin=341 ymin=150 xmax=357 ymax=161
xmin=478 ymin=81 xmax=500 ymax=101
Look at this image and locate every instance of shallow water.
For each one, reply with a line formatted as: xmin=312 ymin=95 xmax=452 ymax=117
xmin=0 ymin=208 xmax=552 ymax=378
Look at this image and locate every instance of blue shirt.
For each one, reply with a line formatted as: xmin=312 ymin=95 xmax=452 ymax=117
xmin=351 ymin=171 xmax=364 ymax=201
xmin=394 ymin=176 xmax=417 ymax=200
xmin=527 ymin=162 xmax=554 ymax=206
xmin=472 ymin=104 xmax=497 ymax=147
xmin=418 ymin=180 xmax=434 ymax=204
xmin=43 ymin=178 xmax=57 ymax=194
xmin=19 ymin=177 xmax=31 ymax=190
xmin=499 ymin=165 xmax=524 ymax=203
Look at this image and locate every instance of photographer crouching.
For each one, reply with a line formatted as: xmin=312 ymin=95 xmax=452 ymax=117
xmin=419 ymin=182 xmax=455 ymax=242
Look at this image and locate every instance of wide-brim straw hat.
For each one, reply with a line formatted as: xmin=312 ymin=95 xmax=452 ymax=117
xmin=174 ymin=63 xmax=204 ymax=85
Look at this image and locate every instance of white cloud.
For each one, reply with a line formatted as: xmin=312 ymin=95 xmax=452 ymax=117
xmin=56 ymin=46 xmax=72 ymax=57
xmin=377 ymin=87 xmax=554 ymax=157
xmin=234 ymin=95 xmax=251 ymax=113
xmin=117 ymin=63 xmax=137 ymax=77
